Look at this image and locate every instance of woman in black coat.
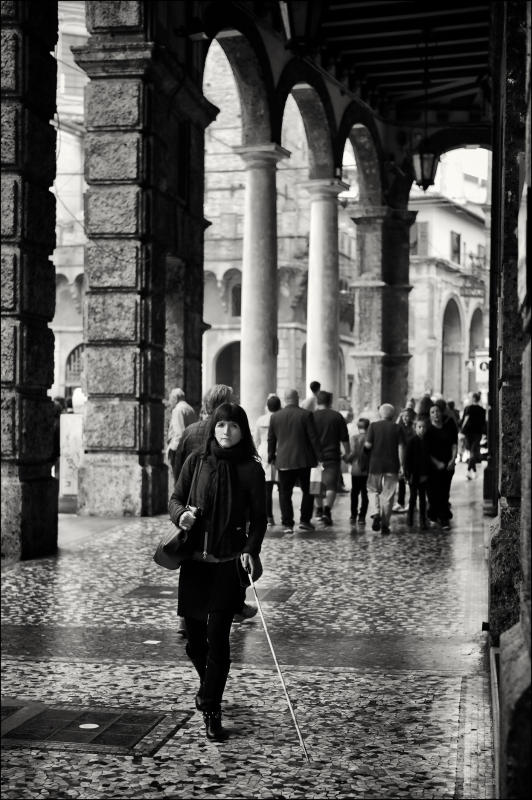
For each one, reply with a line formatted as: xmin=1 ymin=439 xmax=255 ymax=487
xmin=169 ymin=402 xmax=267 ymax=741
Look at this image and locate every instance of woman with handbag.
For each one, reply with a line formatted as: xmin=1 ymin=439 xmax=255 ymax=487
xmin=169 ymin=402 xmax=267 ymax=741
xmin=253 ymin=393 xmax=281 ymax=527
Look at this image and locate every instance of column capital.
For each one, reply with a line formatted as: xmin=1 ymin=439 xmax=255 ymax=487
xmin=347 ymin=203 xmax=417 ymax=227
xmin=232 ymin=143 xmax=290 ymax=167
xmin=299 ymin=178 xmax=350 ymax=199
xmin=346 ymin=203 xmax=389 ymax=224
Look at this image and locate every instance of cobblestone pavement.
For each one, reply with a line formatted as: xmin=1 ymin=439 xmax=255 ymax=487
xmin=1 ymin=463 xmax=495 ymax=799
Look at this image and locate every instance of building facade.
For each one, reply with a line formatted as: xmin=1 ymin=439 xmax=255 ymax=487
xmin=1 ymin=4 xmax=529 ymax=795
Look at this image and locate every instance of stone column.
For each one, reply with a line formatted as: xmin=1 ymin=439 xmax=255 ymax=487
xmin=302 ymin=179 xmax=348 ymax=399
xmin=233 ymin=144 xmax=289 ymax=426
xmin=1 ymin=1 xmax=58 ymax=559
xmin=73 ymin=1 xmax=216 ymax=516
xmin=348 ymin=205 xmax=415 ymax=414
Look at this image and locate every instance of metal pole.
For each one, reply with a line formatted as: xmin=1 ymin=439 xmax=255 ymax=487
xmin=246 ymin=572 xmax=311 ymax=763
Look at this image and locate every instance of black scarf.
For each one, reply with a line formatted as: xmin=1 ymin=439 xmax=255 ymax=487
xmin=202 ymin=440 xmax=249 ymax=548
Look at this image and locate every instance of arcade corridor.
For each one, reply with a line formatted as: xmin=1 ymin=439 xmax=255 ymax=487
xmin=1 ymin=464 xmax=494 ymax=798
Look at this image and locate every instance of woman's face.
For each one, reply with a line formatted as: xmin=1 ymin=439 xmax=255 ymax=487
xmin=214 ymin=420 xmax=242 ymax=448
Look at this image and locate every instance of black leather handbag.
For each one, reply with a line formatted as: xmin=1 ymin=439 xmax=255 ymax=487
xmin=153 ymin=459 xmax=202 ymax=570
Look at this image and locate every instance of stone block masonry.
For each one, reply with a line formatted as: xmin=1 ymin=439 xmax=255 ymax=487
xmin=1 ymin=0 xmax=58 ymax=561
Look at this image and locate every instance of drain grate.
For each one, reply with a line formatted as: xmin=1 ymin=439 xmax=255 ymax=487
xmin=1 ymin=703 xmax=191 ymax=755
xmin=125 ymin=585 xmax=178 ymax=599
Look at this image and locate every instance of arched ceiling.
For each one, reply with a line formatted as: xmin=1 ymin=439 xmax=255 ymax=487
xmin=310 ymin=0 xmax=491 ymax=132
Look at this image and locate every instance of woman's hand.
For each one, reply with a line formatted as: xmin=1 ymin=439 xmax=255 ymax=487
xmin=179 ymin=506 xmax=198 ymax=531
xmin=240 ymin=553 xmax=254 ymax=575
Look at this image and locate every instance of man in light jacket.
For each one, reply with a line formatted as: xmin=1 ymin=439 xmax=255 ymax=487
xmin=268 ymin=388 xmax=321 ymax=533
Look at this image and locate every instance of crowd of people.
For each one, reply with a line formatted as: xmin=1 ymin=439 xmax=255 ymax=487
xmin=164 ymin=380 xmax=486 ymax=741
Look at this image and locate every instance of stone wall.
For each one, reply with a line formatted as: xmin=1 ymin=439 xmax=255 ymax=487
xmin=1 ymin=0 xmax=58 ymax=560
xmin=73 ymin=0 xmax=216 ymax=516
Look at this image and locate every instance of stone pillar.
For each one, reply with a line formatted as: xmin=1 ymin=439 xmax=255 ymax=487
xmin=349 ymin=205 xmax=415 ymax=415
xmin=303 ymin=179 xmax=348 ymax=400
xmin=73 ymin=1 xmax=216 ymax=515
xmin=1 ymin=0 xmax=58 ymax=560
xmin=233 ymin=144 xmax=289 ymax=426
xmin=489 ymin=3 xmax=531 ymax=799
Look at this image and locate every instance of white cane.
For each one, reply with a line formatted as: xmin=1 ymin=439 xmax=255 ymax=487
xmin=245 ymin=568 xmax=311 ymax=763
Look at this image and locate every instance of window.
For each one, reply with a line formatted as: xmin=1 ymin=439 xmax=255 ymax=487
xmin=410 ymin=221 xmax=429 ymax=256
xmin=65 ymin=344 xmax=84 ymax=393
xmin=450 ymin=231 xmax=461 ymax=264
xmin=231 ymin=284 xmax=241 ymax=317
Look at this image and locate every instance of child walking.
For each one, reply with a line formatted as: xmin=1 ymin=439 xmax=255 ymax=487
xmin=404 ymin=416 xmax=431 ymax=530
xmin=347 ymin=417 xmax=370 ymax=525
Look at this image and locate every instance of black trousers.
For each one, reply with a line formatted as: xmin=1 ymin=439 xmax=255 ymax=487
xmin=277 ymin=467 xmax=314 ymax=526
xmin=350 ymin=475 xmax=368 ymax=518
xmin=185 ymin=611 xmax=233 ymax=711
xmin=408 ymin=479 xmax=427 ymax=519
xmin=466 ymin=435 xmax=482 ymax=472
xmin=265 ymin=481 xmax=277 ymax=520
xmin=397 ymin=477 xmax=407 ymax=506
xmin=427 ymin=468 xmax=454 ymax=523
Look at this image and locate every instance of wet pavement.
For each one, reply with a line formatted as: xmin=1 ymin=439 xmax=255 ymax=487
xmin=1 ymin=463 xmax=495 ymax=798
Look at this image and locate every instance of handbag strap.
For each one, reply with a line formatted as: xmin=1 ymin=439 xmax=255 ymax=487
xmin=186 ymin=457 xmax=203 ymax=507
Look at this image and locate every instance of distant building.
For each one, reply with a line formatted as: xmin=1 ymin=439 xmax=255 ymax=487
xmin=50 ymin=1 xmax=88 ymax=400
xmin=408 ymin=194 xmax=489 ymax=408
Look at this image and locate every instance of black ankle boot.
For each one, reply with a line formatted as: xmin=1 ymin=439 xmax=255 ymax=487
xmin=195 ymin=682 xmax=204 ymax=711
xmin=203 ymin=709 xmax=229 ymax=741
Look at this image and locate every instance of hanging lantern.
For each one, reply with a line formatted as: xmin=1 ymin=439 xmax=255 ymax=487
xmin=413 ymin=141 xmax=439 ymax=191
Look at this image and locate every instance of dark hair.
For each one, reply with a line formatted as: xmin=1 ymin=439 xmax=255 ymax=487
xmin=357 ymin=417 xmax=370 ymax=429
xmin=309 ymin=381 xmax=321 ymax=393
xmin=472 ymin=392 xmax=481 ymax=402
xmin=416 ymin=415 xmax=429 ymax=426
xmin=205 ymin=384 xmax=233 ymax=415
xmin=316 ymin=390 xmax=332 ymax=406
xmin=266 ymin=395 xmax=281 ymax=412
xmin=205 ymin=403 xmax=258 ymax=459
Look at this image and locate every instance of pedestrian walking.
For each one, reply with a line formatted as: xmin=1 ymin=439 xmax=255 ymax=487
xmin=460 ymin=392 xmax=486 ymax=479
xmin=393 ymin=407 xmax=416 ymax=513
xmin=364 ymin=403 xmax=406 ymax=535
xmin=167 ymin=388 xmax=197 ymax=483
xmin=172 ymin=385 xmax=233 ymax=480
xmin=172 ymin=384 xmax=257 ymax=627
xmin=425 ymin=404 xmax=458 ymax=530
xmin=301 ymin=380 xmax=321 ymax=412
xmin=312 ymin=391 xmax=350 ymax=526
xmin=404 ymin=416 xmax=431 ymax=529
xmin=254 ymin=394 xmax=281 ymax=527
xmin=267 ymin=388 xmax=321 ymax=533
xmin=169 ymin=403 xmax=267 ymax=741
xmin=347 ymin=417 xmax=370 ymax=525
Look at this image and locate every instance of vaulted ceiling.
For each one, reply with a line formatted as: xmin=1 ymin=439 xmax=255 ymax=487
xmin=311 ymin=0 xmax=492 ymax=128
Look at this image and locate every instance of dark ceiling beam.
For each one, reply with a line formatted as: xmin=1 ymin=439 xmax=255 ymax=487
xmin=355 ymin=48 xmax=489 ymax=66
xmin=323 ymin=7 xmax=487 ymax=27
xmin=325 ymin=22 xmax=489 ymax=41
xmin=361 ymin=63 xmax=487 ymax=78
xmin=339 ymin=37 xmax=489 ymax=54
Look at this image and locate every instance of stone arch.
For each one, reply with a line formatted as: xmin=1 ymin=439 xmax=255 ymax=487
xmin=442 ymin=297 xmax=464 ymax=403
xmin=275 ymin=60 xmax=336 ymax=179
xmin=468 ymin=306 xmax=486 ymax=393
xmin=202 ymin=4 xmax=275 ymax=145
xmin=338 ymin=104 xmax=384 ymax=205
xmin=215 ymin=341 xmax=241 ymax=402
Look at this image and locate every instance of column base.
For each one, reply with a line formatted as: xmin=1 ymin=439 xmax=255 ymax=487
xmin=1 ymin=467 xmax=58 ymax=561
xmin=78 ymin=453 xmax=168 ymax=516
xmin=499 ymin=621 xmax=531 ymax=799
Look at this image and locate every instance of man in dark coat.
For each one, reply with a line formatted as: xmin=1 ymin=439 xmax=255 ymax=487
xmin=268 ymin=388 xmax=321 ymax=533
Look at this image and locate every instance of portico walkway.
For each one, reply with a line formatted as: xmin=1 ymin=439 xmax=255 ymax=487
xmin=1 ymin=463 xmax=495 ymax=799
